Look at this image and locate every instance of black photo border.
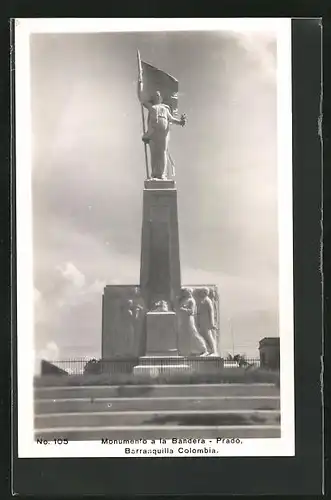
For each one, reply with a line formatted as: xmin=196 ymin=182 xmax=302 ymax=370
xmin=5 ymin=16 xmax=323 ymax=497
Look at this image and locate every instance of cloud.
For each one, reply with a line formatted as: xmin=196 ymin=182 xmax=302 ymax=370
xmin=33 ymin=262 xmax=109 ymax=357
xmin=88 ymin=279 xmax=107 ymax=293
xmin=231 ymin=30 xmax=277 ymax=80
xmin=57 ymin=262 xmax=86 ymax=289
xmin=36 ymin=340 xmax=60 ymax=361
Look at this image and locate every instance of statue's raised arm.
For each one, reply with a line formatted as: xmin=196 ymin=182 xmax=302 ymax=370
xmin=167 ymin=109 xmax=187 ymax=127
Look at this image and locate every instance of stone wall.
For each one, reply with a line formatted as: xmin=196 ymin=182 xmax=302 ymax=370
xmin=102 ymin=284 xmax=221 ymax=358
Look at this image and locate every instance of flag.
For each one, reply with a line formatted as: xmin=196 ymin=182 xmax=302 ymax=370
xmin=139 ymin=58 xmax=179 ymax=114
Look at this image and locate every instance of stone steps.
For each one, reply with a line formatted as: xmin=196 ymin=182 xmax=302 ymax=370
xmin=34 ymin=382 xmax=281 ymax=441
xmin=35 ymin=425 xmax=281 ymax=441
xmin=35 ymin=395 xmax=280 ymax=414
xmin=35 ymin=409 xmax=280 ymax=429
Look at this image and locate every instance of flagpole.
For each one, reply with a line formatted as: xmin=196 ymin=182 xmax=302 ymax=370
xmin=137 ymin=50 xmax=149 ymax=179
xmin=167 ymin=149 xmax=176 ymax=178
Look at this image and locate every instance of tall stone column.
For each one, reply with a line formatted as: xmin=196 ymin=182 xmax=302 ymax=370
xmin=139 ymin=179 xmax=181 ymax=356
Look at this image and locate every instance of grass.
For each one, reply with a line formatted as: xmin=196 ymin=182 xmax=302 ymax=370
xmin=34 ymin=367 xmax=280 ymax=387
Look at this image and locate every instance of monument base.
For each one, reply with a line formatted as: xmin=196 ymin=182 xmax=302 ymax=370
xmin=144 ymin=179 xmax=175 ymax=189
xmin=133 ymin=356 xmax=191 ymax=377
xmin=146 ymin=311 xmax=178 ymax=356
xmin=133 ymin=355 xmax=224 ymax=377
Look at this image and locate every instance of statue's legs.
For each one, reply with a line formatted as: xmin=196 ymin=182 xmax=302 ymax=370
xmin=200 ymin=327 xmax=218 ymax=354
xmin=178 ymin=313 xmax=209 ymax=356
xmin=188 ymin=317 xmax=209 ymax=355
xmin=149 ymin=128 xmax=169 ymax=179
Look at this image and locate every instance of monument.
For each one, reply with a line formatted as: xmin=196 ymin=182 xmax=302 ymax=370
xmin=102 ymin=51 xmax=221 ymax=374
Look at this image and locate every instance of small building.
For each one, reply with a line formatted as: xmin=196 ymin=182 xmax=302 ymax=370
xmin=259 ymin=337 xmax=280 ymax=370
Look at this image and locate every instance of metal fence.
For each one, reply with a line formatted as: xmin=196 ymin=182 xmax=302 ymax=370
xmin=42 ymin=357 xmax=261 ymax=376
xmin=223 ymin=358 xmax=261 ymax=368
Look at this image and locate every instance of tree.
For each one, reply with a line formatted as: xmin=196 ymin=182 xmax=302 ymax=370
xmin=226 ymin=353 xmax=248 ymax=367
xmin=84 ymin=358 xmax=102 ymax=375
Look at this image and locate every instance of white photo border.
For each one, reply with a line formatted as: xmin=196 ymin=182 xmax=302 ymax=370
xmin=14 ymin=17 xmax=294 ymax=458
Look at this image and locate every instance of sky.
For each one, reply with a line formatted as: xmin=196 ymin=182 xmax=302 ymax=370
xmin=31 ymin=30 xmax=278 ymax=359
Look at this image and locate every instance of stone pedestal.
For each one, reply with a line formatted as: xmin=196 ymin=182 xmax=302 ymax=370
xmin=140 ymin=180 xmax=181 ymax=311
xmin=133 ymin=356 xmax=191 ymax=376
xmin=101 ymin=177 xmax=222 ymax=372
xmin=146 ymin=311 xmax=177 ymax=356
xmin=144 ymin=179 xmax=175 ymax=189
xmin=132 ymin=355 xmax=224 ymax=377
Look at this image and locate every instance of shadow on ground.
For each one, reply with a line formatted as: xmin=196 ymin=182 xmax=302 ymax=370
xmin=142 ymin=412 xmax=280 ymax=426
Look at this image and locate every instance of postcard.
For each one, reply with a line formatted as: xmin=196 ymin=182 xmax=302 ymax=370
xmin=14 ymin=18 xmax=295 ymax=459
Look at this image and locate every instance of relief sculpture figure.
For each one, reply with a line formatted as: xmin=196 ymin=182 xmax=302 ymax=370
xmin=118 ymin=297 xmax=144 ymax=356
xmin=209 ymin=287 xmax=220 ymax=348
xmin=118 ymin=299 xmax=135 ymax=356
xmin=197 ymin=287 xmax=219 ymax=356
xmin=131 ymin=289 xmax=145 ymax=356
xmin=178 ymin=288 xmax=209 ymax=356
